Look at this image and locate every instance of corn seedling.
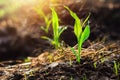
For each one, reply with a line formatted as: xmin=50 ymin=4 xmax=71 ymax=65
xmin=65 ymin=6 xmax=90 ymax=63
xmin=51 ymin=8 xmax=67 ymax=48
xmin=42 ymin=8 xmax=67 ymax=49
xmin=34 ymin=6 xmax=52 ymax=33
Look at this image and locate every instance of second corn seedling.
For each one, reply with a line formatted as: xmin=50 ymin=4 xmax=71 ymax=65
xmin=65 ymin=6 xmax=90 ymax=63
xmin=42 ymin=8 xmax=67 ymax=49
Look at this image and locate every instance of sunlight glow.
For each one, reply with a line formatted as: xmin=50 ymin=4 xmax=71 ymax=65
xmin=12 ymin=0 xmax=37 ymax=5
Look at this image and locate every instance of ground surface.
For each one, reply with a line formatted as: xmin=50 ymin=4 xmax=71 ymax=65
xmin=0 ymin=40 xmax=120 ymax=80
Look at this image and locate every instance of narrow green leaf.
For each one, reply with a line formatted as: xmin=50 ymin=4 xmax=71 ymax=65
xmin=64 ymin=6 xmax=77 ymax=20
xmin=35 ymin=7 xmax=51 ymax=33
xmin=41 ymin=36 xmax=53 ymax=42
xmin=58 ymin=26 xmax=67 ymax=37
xmin=40 ymin=26 xmax=45 ymax=31
xmin=51 ymin=7 xmax=62 ymax=48
xmin=34 ymin=7 xmax=46 ymax=19
xmin=71 ymin=47 xmax=78 ymax=57
xmin=114 ymin=61 xmax=118 ymax=76
xmin=80 ymin=25 xmax=90 ymax=44
xmin=51 ymin=8 xmax=59 ymax=38
xmin=82 ymin=13 xmax=90 ymax=27
xmin=46 ymin=19 xmax=52 ymax=32
xmin=64 ymin=6 xmax=82 ymax=40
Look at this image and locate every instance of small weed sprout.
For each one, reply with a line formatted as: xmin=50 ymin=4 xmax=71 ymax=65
xmin=69 ymin=58 xmax=72 ymax=66
xmin=70 ymin=76 xmax=73 ymax=80
xmin=82 ymin=74 xmax=87 ymax=80
xmin=118 ymin=63 xmax=120 ymax=69
xmin=45 ymin=70 xmax=48 ymax=75
xmin=42 ymin=8 xmax=67 ymax=49
xmin=93 ymin=62 xmax=97 ymax=69
xmin=65 ymin=6 xmax=90 ymax=63
xmin=100 ymin=58 xmax=105 ymax=63
xmin=24 ymin=57 xmax=31 ymax=63
xmin=113 ymin=61 xmax=119 ymax=76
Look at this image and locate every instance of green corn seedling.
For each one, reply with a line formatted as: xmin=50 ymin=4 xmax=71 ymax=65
xmin=34 ymin=6 xmax=52 ymax=33
xmin=51 ymin=8 xmax=67 ymax=48
xmin=65 ymin=6 xmax=90 ymax=63
xmin=42 ymin=8 xmax=67 ymax=49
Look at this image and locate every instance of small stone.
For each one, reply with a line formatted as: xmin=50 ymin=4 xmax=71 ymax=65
xmin=48 ymin=62 xmax=59 ymax=68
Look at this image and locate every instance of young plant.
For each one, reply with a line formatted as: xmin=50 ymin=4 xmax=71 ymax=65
xmin=34 ymin=6 xmax=52 ymax=33
xmin=51 ymin=8 xmax=67 ymax=48
xmin=113 ymin=61 xmax=119 ymax=76
xmin=42 ymin=8 xmax=67 ymax=49
xmin=65 ymin=6 xmax=90 ymax=63
xmin=82 ymin=74 xmax=87 ymax=80
xmin=93 ymin=62 xmax=97 ymax=69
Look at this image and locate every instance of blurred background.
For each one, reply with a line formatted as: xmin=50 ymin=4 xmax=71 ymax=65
xmin=0 ymin=0 xmax=120 ymax=60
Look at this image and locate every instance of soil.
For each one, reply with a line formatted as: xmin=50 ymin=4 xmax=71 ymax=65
xmin=0 ymin=41 xmax=119 ymax=80
xmin=0 ymin=0 xmax=120 ymax=80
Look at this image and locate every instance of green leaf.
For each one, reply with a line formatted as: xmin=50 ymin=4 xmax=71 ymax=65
xmin=74 ymin=16 xmax=82 ymax=40
xmin=80 ymin=25 xmax=90 ymax=45
xmin=46 ymin=19 xmax=52 ymax=32
xmin=34 ymin=7 xmax=45 ymax=19
xmin=82 ymin=13 xmax=90 ymax=27
xmin=64 ymin=6 xmax=82 ymax=41
xmin=51 ymin=7 xmax=62 ymax=48
xmin=41 ymin=36 xmax=56 ymax=45
xmin=71 ymin=47 xmax=77 ymax=57
xmin=51 ymin=8 xmax=59 ymax=38
xmin=34 ymin=6 xmax=51 ymax=33
xmin=41 ymin=36 xmax=53 ymax=42
xmin=58 ymin=26 xmax=67 ymax=37
xmin=114 ymin=61 xmax=118 ymax=76
xmin=40 ymin=26 xmax=45 ymax=31
xmin=64 ymin=6 xmax=77 ymax=20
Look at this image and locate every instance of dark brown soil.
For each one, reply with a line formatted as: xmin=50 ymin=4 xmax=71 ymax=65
xmin=0 ymin=41 xmax=119 ymax=80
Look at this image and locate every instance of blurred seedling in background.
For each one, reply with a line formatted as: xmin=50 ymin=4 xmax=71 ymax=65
xmin=65 ymin=6 xmax=90 ymax=63
xmin=34 ymin=3 xmax=52 ymax=33
xmin=42 ymin=8 xmax=67 ymax=49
